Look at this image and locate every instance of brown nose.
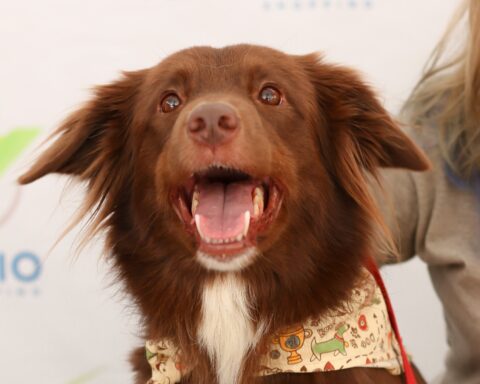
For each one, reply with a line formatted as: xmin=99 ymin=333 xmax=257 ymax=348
xmin=187 ymin=103 xmax=239 ymax=148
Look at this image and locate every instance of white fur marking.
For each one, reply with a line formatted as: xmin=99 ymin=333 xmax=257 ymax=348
xmin=196 ymin=248 xmax=258 ymax=272
xmin=198 ymin=274 xmax=262 ymax=384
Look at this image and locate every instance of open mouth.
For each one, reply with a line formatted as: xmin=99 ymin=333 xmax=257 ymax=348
xmin=171 ymin=165 xmax=283 ymax=262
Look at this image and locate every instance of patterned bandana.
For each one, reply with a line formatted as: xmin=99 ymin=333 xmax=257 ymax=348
xmin=145 ymin=269 xmax=403 ymax=384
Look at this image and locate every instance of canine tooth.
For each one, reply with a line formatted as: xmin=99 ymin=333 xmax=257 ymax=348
xmin=253 ymin=202 xmax=259 ymax=217
xmin=253 ymin=187 xmax=264 ymax=218
xmin=243 ymin=211 xmax=250 ymax=237
xmin=253 ymin=197 xmax=263 ymax=217
xmin=254 ymin=187 xmax=264 ymax=200
xmin=235 ymin=233 xmax=244 ymax=242
xmin=191 ymin=189 xmax=199 ymax=215
xmin=195 ymin=215 xmax=205 ymax=240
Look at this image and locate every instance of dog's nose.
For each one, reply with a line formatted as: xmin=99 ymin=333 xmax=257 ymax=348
xmin=187 ymin=103 xmax=239 ymax=148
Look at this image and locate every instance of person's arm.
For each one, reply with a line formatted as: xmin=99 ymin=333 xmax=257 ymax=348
xmin=372 ymin=168 xmax=419 ymax=264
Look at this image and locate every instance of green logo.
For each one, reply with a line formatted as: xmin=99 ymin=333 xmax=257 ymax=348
xmin=0 ymin=127 xmax=42 ymax=178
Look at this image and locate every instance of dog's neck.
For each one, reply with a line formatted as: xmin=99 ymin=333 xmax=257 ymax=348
xmin=197 ymin=273 xmax=266 ymax=384
xmin=146 ymin=266 xmax=407 ymax=384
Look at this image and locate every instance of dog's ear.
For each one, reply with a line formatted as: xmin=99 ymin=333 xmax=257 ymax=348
xmin=19 ymin=70 xmax=146 ymax=184
xmin=299 ymin=54 xmax=430 ymax=256
xmin=299 ymin=54 xmax=430 ymax=175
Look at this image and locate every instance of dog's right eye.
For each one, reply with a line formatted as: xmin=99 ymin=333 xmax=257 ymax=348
xmin=159 ymin=93 xmax=182 ymax=113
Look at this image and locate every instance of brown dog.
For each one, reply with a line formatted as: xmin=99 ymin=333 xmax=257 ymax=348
xmin=20 ymin=45 xmax=428 ymax=384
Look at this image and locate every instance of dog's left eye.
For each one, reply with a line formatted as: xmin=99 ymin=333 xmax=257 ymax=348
xmin=160 ymin=93 xmax=182 ymax=113
xmin=259 ymin=86 xmax=282 ymax=106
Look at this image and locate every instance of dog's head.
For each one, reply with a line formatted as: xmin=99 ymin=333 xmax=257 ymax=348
xmin=20 ymin=44 xmax=428 ymax=300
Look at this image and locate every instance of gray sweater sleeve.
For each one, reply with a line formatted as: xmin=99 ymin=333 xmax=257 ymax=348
xmin=373 ymin=127 xmax=480 ymax=384
xmin=375 ymin=168 xmax=420 ymax=263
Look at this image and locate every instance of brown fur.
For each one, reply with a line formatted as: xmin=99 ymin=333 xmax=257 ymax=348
xmin=20 ymin=45 xmax=429 ymax=384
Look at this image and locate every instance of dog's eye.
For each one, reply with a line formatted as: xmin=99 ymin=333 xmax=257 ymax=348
xmin=259 ymin=86 xmax=282 ymax=106
xmin=160 ymin=93 xmax=182 ymax=113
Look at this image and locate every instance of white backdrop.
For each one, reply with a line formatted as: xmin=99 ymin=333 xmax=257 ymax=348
xmin=0 ymin=0 xmax=458 ymax=383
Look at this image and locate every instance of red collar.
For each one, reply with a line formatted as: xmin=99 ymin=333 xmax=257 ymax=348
xmin=365 ymin=256 xmax=417 ymax=384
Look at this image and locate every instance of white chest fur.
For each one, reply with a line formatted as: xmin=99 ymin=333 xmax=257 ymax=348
xmin=198 ymin=274 xmax=263 ymax=384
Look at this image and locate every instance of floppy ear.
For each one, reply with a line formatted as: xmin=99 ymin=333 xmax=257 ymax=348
xmin=19 ymin=70 xmax=145 ymax=184
xmin=299 ymin=54 xmax=430 ymax=254
xmin=300 ymin=54 xmax=430 ymax=174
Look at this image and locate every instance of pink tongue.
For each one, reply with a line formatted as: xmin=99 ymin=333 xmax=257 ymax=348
xmin=195 ymin=181 xmax=254 ymax=240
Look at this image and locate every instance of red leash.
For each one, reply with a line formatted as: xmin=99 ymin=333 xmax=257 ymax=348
xmin=365 ymin=257 xmax=417 ymax=384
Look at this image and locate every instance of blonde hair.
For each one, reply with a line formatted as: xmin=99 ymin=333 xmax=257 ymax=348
xmin=402 ymin=0 xmax=480 ymax=179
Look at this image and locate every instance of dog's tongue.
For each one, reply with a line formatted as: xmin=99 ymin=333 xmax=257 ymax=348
xmin=195 ymin=181 xmax=254 ymax=240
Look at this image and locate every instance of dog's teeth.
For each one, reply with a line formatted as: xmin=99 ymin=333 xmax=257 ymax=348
xmin=191 ymin=189 xmax=199 ymax=215
xmin=253 ymin=198 xmax=262 ymax=217
xmin=196 ymin=210 xmax=250 ymax=245
xmin=254 ymin=187 xmax=264 ymax=199
xmin=243 ymin=211 xmax=250 ymax=237
xmin=253 ymin=187 xmax=264 ymax=218
xmin=195 ymin=214 xmax=205 ymax=240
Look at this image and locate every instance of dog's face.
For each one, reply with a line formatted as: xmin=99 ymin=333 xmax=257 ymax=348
xmin=20 ymin=44 xmax=428 ymax=304
xmin=146 ymin=46 xmax=315 ymax=270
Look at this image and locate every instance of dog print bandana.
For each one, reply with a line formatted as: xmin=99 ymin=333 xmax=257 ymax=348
xmin=145 ymin=269 xmax=403 ymax=383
